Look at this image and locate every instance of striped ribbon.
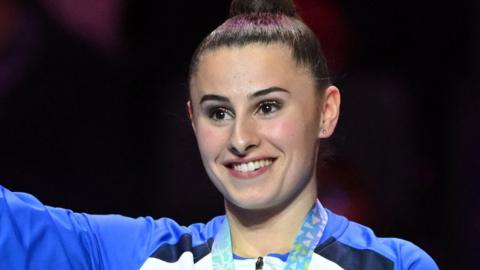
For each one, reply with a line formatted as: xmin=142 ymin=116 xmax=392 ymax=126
xmin=212 ymin=200 xmax=328 ymax=270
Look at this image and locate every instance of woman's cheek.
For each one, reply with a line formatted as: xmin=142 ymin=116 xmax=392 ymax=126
xmin=196 ymin=125 xmax=225 ymax=155
xmin=263 ymin=118 xmax=298 ymax=144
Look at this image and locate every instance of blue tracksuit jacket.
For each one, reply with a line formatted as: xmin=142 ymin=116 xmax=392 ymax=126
xmin=0 ymin=185 xmax=438 ymax=269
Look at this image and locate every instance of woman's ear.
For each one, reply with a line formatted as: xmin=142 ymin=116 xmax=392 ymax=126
xmin=318 ymin=85 xmax=341 ymax=138
xmin=187 ymin=100 xmax=196 ymax=133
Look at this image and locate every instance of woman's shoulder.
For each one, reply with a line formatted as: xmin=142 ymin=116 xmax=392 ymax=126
xmin=315 ymin=209 xmax=439 ymax=270
xmin=135 ymin=215 xmax=224 ymax=268
xmin=147 ymin=214 xmax=224 ymax=248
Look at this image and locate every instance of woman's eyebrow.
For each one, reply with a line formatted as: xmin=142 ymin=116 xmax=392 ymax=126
xmin=249 ymin=87 xmax=289 ymax=99
xmin=200 ymin=94 xmax=230 ymax=104
xmin=199 ymin=87 xmax=287 ymax=104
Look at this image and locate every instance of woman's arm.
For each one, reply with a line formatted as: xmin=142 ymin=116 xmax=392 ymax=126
xmin=0 ymin=185 xmax=159 ymax=269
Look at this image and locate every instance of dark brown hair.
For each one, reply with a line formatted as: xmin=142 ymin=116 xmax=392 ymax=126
xmin=189 ymin=0 xmax=331 ymax=92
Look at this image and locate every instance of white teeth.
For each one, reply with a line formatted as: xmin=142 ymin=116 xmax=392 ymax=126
xmin=240 ymin=163 xmax=248 ymax=172
xmin=233 ymin=159 xmax=273 ymax=173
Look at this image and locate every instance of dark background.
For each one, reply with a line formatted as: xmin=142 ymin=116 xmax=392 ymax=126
xmin=0 ymin=0 xmax=478 ymax=268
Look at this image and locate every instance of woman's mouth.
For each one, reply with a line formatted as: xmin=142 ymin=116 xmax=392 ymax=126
xmin=225 ymin=158 xmax=275 ymax=178
xmin=232 ymin=159 xmax=273 ymax=173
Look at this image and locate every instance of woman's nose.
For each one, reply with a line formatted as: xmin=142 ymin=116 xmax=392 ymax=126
xmin=228 ymin=117 xmax=259 ymax=156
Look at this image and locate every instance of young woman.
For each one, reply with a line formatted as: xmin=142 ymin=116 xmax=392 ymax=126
xmin=0 ymin=0 xmax=438 ymax=269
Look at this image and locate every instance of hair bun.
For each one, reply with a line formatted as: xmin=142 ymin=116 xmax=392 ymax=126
xmin=229 ymin=0 xmax=297 ymax=17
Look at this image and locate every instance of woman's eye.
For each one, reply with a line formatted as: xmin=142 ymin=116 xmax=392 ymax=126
xmin=209 ymin=107 xmax=233 ymax=121
xmin=257 ymin=101 xmax=281 ymax=115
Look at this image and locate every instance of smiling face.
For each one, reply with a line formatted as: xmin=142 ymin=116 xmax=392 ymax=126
xmin=189 ymin=43 xmax=339 ymax=211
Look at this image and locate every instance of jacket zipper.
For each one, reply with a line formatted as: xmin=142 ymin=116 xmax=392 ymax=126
xmin=255 ymin=256 xmax=264 ymax=270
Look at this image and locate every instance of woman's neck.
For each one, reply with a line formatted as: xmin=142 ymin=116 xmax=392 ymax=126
xmin=225 ymin=180 xmax=318 ymax=258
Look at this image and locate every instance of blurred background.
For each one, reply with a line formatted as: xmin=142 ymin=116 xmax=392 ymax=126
xmin=0 ymin=0 xmax=477 ymax=268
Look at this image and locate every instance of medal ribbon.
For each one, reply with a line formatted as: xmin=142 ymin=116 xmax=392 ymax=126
xmin=211 ymin=200 xmax=328 ymax=270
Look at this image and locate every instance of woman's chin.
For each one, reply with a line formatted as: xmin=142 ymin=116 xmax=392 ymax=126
xmin=225 ymin=195 xmax=279 ymax=212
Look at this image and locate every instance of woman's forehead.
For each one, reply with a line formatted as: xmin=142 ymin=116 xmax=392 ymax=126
xmin=191 ymin=43 xmax=313 ymax=97
xmin=198 ymin=43 xmax=294 ymax=66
